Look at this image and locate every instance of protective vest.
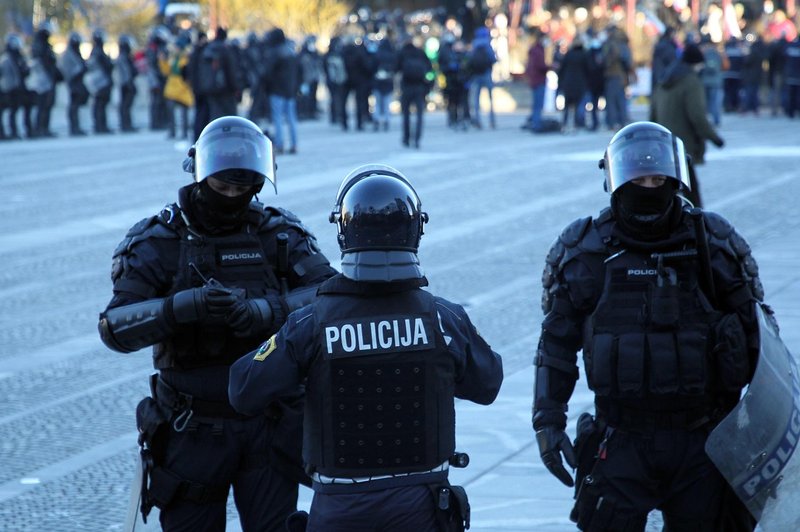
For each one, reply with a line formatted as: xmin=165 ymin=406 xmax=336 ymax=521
xmin=584 ymin=243 xmax=720 ymax=403
xmin=153 ymin=204 xmax=283 ymax=370
xmin=304 ymin=278 xmax=455 ymax=479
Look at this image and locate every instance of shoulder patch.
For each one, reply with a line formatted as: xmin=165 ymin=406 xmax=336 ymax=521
xmin=253 ymin=335 xmax=278 ymax=361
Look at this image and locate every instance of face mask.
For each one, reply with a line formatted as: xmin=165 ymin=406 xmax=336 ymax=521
xmin=193 ymin=180 xmax=254 ymax=230
xmin=616 ymin=181 xmax=675 ymax=216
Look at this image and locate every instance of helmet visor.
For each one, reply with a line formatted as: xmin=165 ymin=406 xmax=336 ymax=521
xmin=195 ymin=128 xmax=275 ymax=191
xmin=605 ymin=130 xmax=689 ymax=193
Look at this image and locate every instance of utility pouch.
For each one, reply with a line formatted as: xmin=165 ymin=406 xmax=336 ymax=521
xmin=650 ymin=278 xmax=680 ymax=330
xmin=431 ymin=482 xmax=471 ymax=531
xmin=712 ymin=313 xmax=750 ymax=392
xmin=570 ymin=413 xmax=605 ymax=527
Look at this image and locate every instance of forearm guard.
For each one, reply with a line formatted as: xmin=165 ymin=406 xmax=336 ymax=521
xmin=98 ymin=298 xmax=173 ymax=353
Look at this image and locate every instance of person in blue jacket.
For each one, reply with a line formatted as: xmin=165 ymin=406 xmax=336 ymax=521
xmin=229 ymin=163 xmax=504 ymax=532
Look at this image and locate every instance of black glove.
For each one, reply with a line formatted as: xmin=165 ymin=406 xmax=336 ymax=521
xmin=713 ymin=137 xmax=725 ymax=148
xmin=536 ymin=426 xmax=577 ymax=487
xmin=226 ymin=297 xmax=275 ymax=338
xmin=169 ymin=283 xmax=239 ymax=324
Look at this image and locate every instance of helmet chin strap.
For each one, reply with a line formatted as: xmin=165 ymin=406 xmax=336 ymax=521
xmin=341 ymin=251 xmax=425 ymax=282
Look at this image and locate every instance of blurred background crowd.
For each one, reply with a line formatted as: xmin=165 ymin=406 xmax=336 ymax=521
xmin=0 ymin=0 xmax=798 ymax=143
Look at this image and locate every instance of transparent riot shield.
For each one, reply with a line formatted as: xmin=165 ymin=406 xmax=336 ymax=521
xmin=705 ymin=305 xmax=800 ymax=529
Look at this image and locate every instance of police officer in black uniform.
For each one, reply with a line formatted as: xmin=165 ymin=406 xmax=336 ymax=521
xmin=229 ymin=164 xmax=504 ymax=532
xmin=98 ymin=116 xmax=336 ymax=531
xmin=533 ymin=121 xmax=767 ymax=531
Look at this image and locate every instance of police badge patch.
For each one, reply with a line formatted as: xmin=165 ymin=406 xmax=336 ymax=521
xmin=253 ymin=335 xmax=277 ymax=361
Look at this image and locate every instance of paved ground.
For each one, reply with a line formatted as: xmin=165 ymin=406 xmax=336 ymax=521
xmin=1 ymin=97 xmax=799 ymax=531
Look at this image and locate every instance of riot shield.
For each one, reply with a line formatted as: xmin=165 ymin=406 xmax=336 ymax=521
xmin=705 ymin=304 xmax=800 ymax=529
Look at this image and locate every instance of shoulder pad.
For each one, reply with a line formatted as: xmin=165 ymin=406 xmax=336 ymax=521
xmin=702 ymin=211 xmax=735 ymax=241
xmin=703 ymin=210 xmax=764 ymax=302
xmin=112 ymin=206 xmax=180 ymax=259
xmin=260 ymin=205 xmax=313 ymax=236
xmin=559 ymin=216 xmax=592 ymax=248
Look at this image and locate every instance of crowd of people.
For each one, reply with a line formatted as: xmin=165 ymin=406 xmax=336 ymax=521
xmin=2 ymin=7 xmax=800 ymax=146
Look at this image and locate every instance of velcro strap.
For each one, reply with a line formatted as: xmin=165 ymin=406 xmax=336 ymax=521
xmin=534 ymin=354 xmax=579 ymax=377
xmin=533 ymin=398 xmax=568 ymax=412
xmin=292 ymin=253 xmax=329 ymax=278
xmin=113 ymin=278 xmax=157 ymax=298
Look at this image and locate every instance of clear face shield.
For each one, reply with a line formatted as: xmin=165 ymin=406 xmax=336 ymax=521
xmin=604 ymin=129 xmax=690 ymax=193
xmin=194 ymin=127 xmax=276 ymax=193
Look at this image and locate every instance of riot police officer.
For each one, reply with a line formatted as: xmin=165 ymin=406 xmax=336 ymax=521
xmin=229 ymin=164 xmax=504 ymax=532
xmin=533 ymin=121 xmax=767 ymax=531
xmin=86 ymin=28 xmax=114 ymax=134
xmin=60 ymin=31 xmax=89 ymax=136
xmin=98 ymin=116 xmax=336 ymax=531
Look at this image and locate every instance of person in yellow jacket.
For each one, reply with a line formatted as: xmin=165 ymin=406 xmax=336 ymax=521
xmin=160 ymin=32 xmax=194 ymax=139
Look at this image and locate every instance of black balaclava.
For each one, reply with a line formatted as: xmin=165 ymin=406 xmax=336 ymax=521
xmin=612 ymin=181 xmax=682 ymax=241
xmin=182 ymin=181 xmax=255 ymax=234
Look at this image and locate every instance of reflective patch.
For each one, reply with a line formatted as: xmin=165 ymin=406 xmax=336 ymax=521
xmin=254 ymin=335 xmax=277 ymax=361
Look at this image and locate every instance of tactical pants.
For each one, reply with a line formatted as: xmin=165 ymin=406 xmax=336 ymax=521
xmin=119 ymin=84 xmax=137 ymax=131
xmin=573 ymin=426 xmax=726 ymax=532
xmin=157 ymin=414 xmax=298 ymax=532
xmin=401 ymin=85 xmax=427 ymax=147
xmin=307 ymin=485 xmax=437 ymax=532
xmin=92 ymin=86 xmax=112 ymax=132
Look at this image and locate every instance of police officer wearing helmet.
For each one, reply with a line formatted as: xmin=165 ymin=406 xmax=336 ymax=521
xmin=98 ymin=116 xmax=336 ymax=531
xmin=533 ymin=121 xmax=770 ymax=531
xmin=229 ymin=164 xmax=504 ymax=531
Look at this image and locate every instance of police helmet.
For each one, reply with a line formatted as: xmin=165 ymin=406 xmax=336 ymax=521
xmin=92 ymin=28 xmax=106 ymax=44
xmin=188 ymin=116 xmax=276 ymax=193
xmin=330 ymin=164 xmax=428 ymax=254
xmin=601 ymin=121 xmax=690 ymax=194
xmin=118 ymin=34 xmax=135 ymax=50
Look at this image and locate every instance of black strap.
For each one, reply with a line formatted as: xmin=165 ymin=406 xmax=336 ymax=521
xmin=597 ymin=402 xmax=712 ymax=431
xmin=149 ymin=466 xmax=229 ymax=506
xmin=534 ymin=354 xmax=579 ymax=378
xmin=112 ymin=278 xmax=157 ymax=298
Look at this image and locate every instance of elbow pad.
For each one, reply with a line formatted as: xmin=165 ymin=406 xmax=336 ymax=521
xmin=98 ymin=298 xmax=173 ymax=353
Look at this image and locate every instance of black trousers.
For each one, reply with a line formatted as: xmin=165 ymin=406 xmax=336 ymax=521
xmin=157 ymin=413 xmax=298 ymax=532
xmin=401 ymin=84 xmax=427 ymax=147
xmin=574 ymin=425 xmax=732 ymax=532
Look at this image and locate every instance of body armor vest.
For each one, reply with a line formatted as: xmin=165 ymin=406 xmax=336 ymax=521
xmin=154 ymin=207 xmax=282 ymax=370
xmin=304 ymin=280 xmax=455 ymax=478
xmin=585 ymin=245 xmax=720 ymax=404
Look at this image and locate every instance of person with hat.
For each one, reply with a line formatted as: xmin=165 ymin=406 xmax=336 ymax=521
xmin=652 ymin=42 xmax=724 ymax=207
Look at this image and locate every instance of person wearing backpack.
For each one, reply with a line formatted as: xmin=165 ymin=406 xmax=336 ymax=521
xmin=397 ymin=36 xmax=433 ymax=149
xmin=323 ymin=37 xmax=347 ymax=126
xmin=467 ymin=27 xmax=496 ymax=129
xmin=199 ymin=28 xmax=239 ymax=125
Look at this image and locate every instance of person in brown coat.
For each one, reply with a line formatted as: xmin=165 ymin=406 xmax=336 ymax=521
xmin=653 ymin=43 xmax=724 ymax=207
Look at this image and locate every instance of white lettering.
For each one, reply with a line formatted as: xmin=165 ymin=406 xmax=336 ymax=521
xmin=378 ymin=321 xmax=392 ymax=348
xmin=369 ymin=322 xmax=377 ymax=349
xmin=325 ymin=327 xmax=340 ymax=354
xmin=393 ymin=320 xmax=400 ymax=347
xmin=413 ymin=318 xmax=428 ymax=346
xmin=357 ymin=323 xmax=371 ymax=350
xmin=341 ymin=324 xmax=356 ymax=352
xmin=761 ymin=458 xmax=781 ymax=480
xmin=627 ymin=269 xmax=657 ymax=276
xmin=400 ymin=319 xmax=412 ymax=347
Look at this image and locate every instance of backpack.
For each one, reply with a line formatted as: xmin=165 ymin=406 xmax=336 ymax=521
xmin=468 ymin=45 xmax=493 ymax=74
xmin=325 ymin=54 xmax=347 ymax=85
xmin=197 ymin=45 xmax=227 ymax=95
xmin=402 ymin=55 xmax=428 ymax=83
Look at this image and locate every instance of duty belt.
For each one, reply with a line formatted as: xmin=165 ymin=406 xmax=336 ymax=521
xmin=154 ymin=375 xmax=248 ymax=420
xmin=598 ymin=403 xmax=712 ymax=432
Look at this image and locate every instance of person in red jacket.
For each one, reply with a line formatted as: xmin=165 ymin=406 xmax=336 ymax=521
xmin=523 ymin=27 xmax=550 ymax=131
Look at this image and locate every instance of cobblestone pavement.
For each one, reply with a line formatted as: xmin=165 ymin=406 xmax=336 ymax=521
xmin=1 ymin=103 xmax=798 ymax=531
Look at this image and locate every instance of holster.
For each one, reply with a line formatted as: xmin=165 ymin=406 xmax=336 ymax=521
xmin=569 ymin=412 xmax=604 ymax=526
xmin=430 ymin=481 xmax=471 ymax=531
xmin=134 ymin=374 xmax=172 ymax=522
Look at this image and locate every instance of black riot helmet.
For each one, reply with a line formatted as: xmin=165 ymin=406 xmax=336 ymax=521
xmin=331 ymin=164 xmax=428 ymax=253
xmin=186 ymin=116 xmax=276 ymax=193
xmin=601 ymin=121 xmax=690 ymax=194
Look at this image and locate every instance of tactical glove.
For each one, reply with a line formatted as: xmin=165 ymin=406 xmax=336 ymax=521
xmin=226 ymin=298 xmax=275 ymax=338
xmin=169 ymin=283 xmax=239 ymax=324
xmin=535 ymin=426 xmax=577 ymax=487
